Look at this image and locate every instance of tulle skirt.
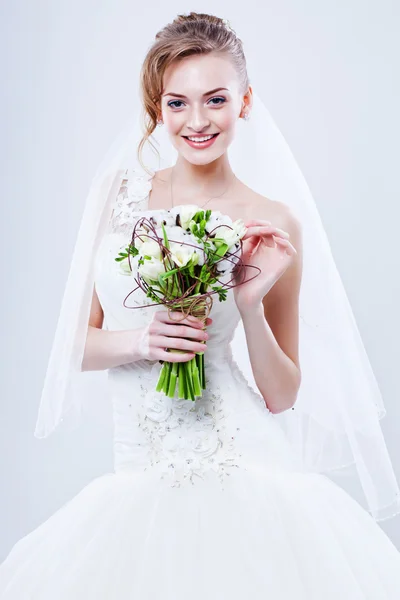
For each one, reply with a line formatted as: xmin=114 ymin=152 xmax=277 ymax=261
xmin=1 ymin=463 xmax=400 ymax=599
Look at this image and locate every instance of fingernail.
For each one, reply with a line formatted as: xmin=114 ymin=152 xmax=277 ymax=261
xmin=276 ymin=228 xmax=290 ymax=237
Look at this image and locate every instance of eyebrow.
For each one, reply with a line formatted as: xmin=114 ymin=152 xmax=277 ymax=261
xmin=162 ymin=87 xmax=230 ymax=98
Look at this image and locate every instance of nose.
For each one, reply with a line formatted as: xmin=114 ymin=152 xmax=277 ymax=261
xmin=186 ymin=104 xmax=211 ymax=133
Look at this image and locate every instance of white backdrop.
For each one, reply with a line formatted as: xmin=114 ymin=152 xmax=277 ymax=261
xmin=1 ymin=0 xmax=399 ymax=559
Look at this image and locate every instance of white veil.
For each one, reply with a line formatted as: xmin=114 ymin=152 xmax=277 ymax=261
xmin=34 ymin=87 xmax=400 ymax=523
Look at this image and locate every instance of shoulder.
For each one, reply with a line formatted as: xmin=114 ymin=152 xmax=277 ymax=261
xmin=153 ymin=167 xmax=172 ymax=185
xmin=247 ymin=190 xmax=304 ymax=294
xmin=244 ymin=185 xmax=303 ymax=248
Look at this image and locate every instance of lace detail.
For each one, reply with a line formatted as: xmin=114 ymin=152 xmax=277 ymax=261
xmin=137 ymin=367 xmax=243 ymax=488
xmin=108 ymin=168 xmax=154 ymax=235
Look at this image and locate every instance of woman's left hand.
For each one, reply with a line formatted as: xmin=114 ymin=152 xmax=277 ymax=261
xmin=232 ymin=219 xmax=298 ymax=312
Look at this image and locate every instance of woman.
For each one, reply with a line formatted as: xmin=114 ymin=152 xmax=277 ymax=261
xmin=1 ymin=12 xmax=400 ymax=599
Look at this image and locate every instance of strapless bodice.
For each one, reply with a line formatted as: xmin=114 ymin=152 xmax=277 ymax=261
xmin=93 ymin=169 xmax=300 ymax=487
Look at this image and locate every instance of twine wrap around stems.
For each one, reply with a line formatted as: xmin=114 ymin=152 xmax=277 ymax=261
xmin=166 ymin=293 xmax=213 ymax=325
xmin=163 ymin=295 xmax=212 ymax=360
xmin=114 ymin=211 xmax=258 ymax=402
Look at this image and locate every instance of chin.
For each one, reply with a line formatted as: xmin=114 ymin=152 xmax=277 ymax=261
xmin=177 ymin=143 xmax=229 ymax=166
xmin=182 ymin=153 xmax=223 ymax=166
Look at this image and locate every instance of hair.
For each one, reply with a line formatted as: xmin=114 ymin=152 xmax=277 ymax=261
xmin=137 ymin=12 xmax=249 ymax=172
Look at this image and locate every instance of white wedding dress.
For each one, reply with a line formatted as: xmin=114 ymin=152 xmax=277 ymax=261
xmin=1 ymin=169 xmax=400 ymax=599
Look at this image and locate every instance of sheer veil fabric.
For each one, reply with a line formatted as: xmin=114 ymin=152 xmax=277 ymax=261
xmin=34 ymin=89 xmax=400 ymax=522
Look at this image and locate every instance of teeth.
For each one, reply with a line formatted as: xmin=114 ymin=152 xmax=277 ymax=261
xmin=187 ymin=134 xmax=215 ymax=142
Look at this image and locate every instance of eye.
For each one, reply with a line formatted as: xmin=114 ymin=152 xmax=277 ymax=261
xmin=167 ymin=100 xmax=185 ymax=109
xmin=208 ymin=97 xmax=226 ymax=105
xmin=167 ymin=96 xmax=226 ymax=109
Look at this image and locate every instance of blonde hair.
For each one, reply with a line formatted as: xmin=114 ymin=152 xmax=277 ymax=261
xmin=137 ymin=12 xmax=249 ymax=172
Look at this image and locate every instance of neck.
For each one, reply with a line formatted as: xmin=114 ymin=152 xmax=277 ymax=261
xmin=172 ymin=154 xmax=235 ymax=190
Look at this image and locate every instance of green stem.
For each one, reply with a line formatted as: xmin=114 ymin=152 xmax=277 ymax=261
xmin=167 ymin=362 xmax=178 ymax=397
xmin=192 ymin=360 xmax=201 ymax=397
xmin=198 ymin=352 xmax=204 ymax=389
xmin=186 ymin=359 xmax=195 ymax=401
xmin=155 ymin=362 xmax=167 ymax=393
xmin=164 ymin=362 xmax=172 ymax=394
xmin=178 ymin=363 xmax=185 ymax=399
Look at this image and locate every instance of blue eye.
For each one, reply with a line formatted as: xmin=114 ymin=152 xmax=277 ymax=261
xmin=167 ymin=97 xmax=226 ymax=109
xmin=208 ymin=97 xmax=226 ymax=105
xmin=168 ymin=100 xmax=184 ymax=109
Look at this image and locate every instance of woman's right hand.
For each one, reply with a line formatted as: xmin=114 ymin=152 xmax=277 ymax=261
xmin=136 ymin=310 xmax=212 ymax=363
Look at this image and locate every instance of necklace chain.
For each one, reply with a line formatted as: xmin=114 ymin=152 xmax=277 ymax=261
xmin=169 ymin=166 xmax=237 ymax=210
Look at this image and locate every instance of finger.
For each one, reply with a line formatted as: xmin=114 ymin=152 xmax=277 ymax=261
xmin=153 ymin=334 xmax=207 ymax=354
xmin=275 ymin=237 xmax=297 ymax=255
xmin=160 ymin=323 xmax=208 ymax=341
xmin=243 ymin=236 xmax=261 ymax=255
xmin=245 ymin=220 xmax=290 ymax=238
xmin=158 ymin=310 xmax=204 ymax=328
xmin=242 ymin=225 xmax=290 ymax=241
xmin=158 ymin=350 xmax=196 ymax=363
xmin=273 ymin=227 xmax=290 ymax=239
xmin=241 ymin=226 xmax=270 ymax=240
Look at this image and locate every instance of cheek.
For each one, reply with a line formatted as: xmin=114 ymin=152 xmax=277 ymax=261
xmin=163 ymin=112 xmax=184 ymax=134
xmin=217 ymin=110 xmax=237 ymax=131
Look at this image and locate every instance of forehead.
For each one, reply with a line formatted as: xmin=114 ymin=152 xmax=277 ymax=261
xmin=162 ymin=54 xmax=239 ymax=96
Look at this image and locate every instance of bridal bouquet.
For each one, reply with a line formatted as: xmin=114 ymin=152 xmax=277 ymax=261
xmin=114 ymin=205 xmax=247 ymax=401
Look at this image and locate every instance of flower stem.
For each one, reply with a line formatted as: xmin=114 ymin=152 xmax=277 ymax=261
xmin=155 ymin=362 xmax=167 ymax=393
xmin=178 ymin=363 xmax=185 ymax=398
xmin=167 ymin=362 xmax=178 ymax=397
xmin=192 ymin=360 xmax=201 ymax=397
xmin=154 ymin=293 xmax=209 ymax=400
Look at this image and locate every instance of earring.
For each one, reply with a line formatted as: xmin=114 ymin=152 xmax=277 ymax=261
xmin=157 ymin=119 xmax=163 ymax=127
xmin=243 ymin=111 xmax=250 ymax=121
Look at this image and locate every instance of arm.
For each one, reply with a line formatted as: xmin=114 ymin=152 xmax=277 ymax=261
xmin=81 ymin=286 xmax=142 ymax=372
xmin=81 ymin=285 xmax=208 ymax=372
xmin=238 ymin=206 xmax=303 ymax=414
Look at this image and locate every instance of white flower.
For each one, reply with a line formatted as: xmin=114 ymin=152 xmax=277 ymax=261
xmin=118 ymin=258 xmax=133 ymax=276
xmin=139 ymin=239 xmax=162 ymax=261
xmin=115 ymin=242 xmax=138 ymax=276
xmin=134 ymin=223 xmax=152 ymax=250
xmin=170 ymin=229 xmax=206 ymax=267
xmin=214 ymin=219 xmax=247 ymax=249
xmin=138 ymin=210 xmax=170 ymax=229
xmin=216 ymin=257 xmax=234 ymax=274
xmin=205 ymin=210 xmax=232 ymax=235
xmin=163 ymin=225 xmax=188 ymax=244
xmin=138 ymin=256 xmax=165 ymax=282
xmin=169 ymin=241 xmax=197 ymax=268
xmin=170 ymin=205 xmax=201 ymax=230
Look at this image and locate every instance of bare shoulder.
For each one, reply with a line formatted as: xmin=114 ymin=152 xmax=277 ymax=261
xmin=153 ymin=167 xmax=172 ymax=185
xmin=241 ymin=182 xmax=302 ymax=242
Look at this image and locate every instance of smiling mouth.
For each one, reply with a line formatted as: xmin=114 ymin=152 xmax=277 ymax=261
xmin=182 ymin=133 xmax=219 ymax=142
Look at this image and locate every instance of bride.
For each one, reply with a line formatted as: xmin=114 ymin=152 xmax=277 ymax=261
xmin=1 ymin=11 xmax=400 ymax=599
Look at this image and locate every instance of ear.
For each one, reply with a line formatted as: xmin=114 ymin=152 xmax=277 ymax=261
xmin=243 ymin=85 xmax=253 ymax=111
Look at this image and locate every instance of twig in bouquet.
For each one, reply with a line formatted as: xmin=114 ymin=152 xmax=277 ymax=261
xmin=114 ymin=210 xmax=263 ymax=401
xmin=119 ymin=214 xmax=262 ymax=314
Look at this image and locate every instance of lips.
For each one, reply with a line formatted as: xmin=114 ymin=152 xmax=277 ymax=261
xmin=183 ymin=133 xmax=218 ymax=139
xmin=182 ymin=133 xmax=220 ymax=149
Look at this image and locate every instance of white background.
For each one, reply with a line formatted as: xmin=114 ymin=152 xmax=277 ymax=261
xmin=1 ymin=0 xmax=399 ymax=560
